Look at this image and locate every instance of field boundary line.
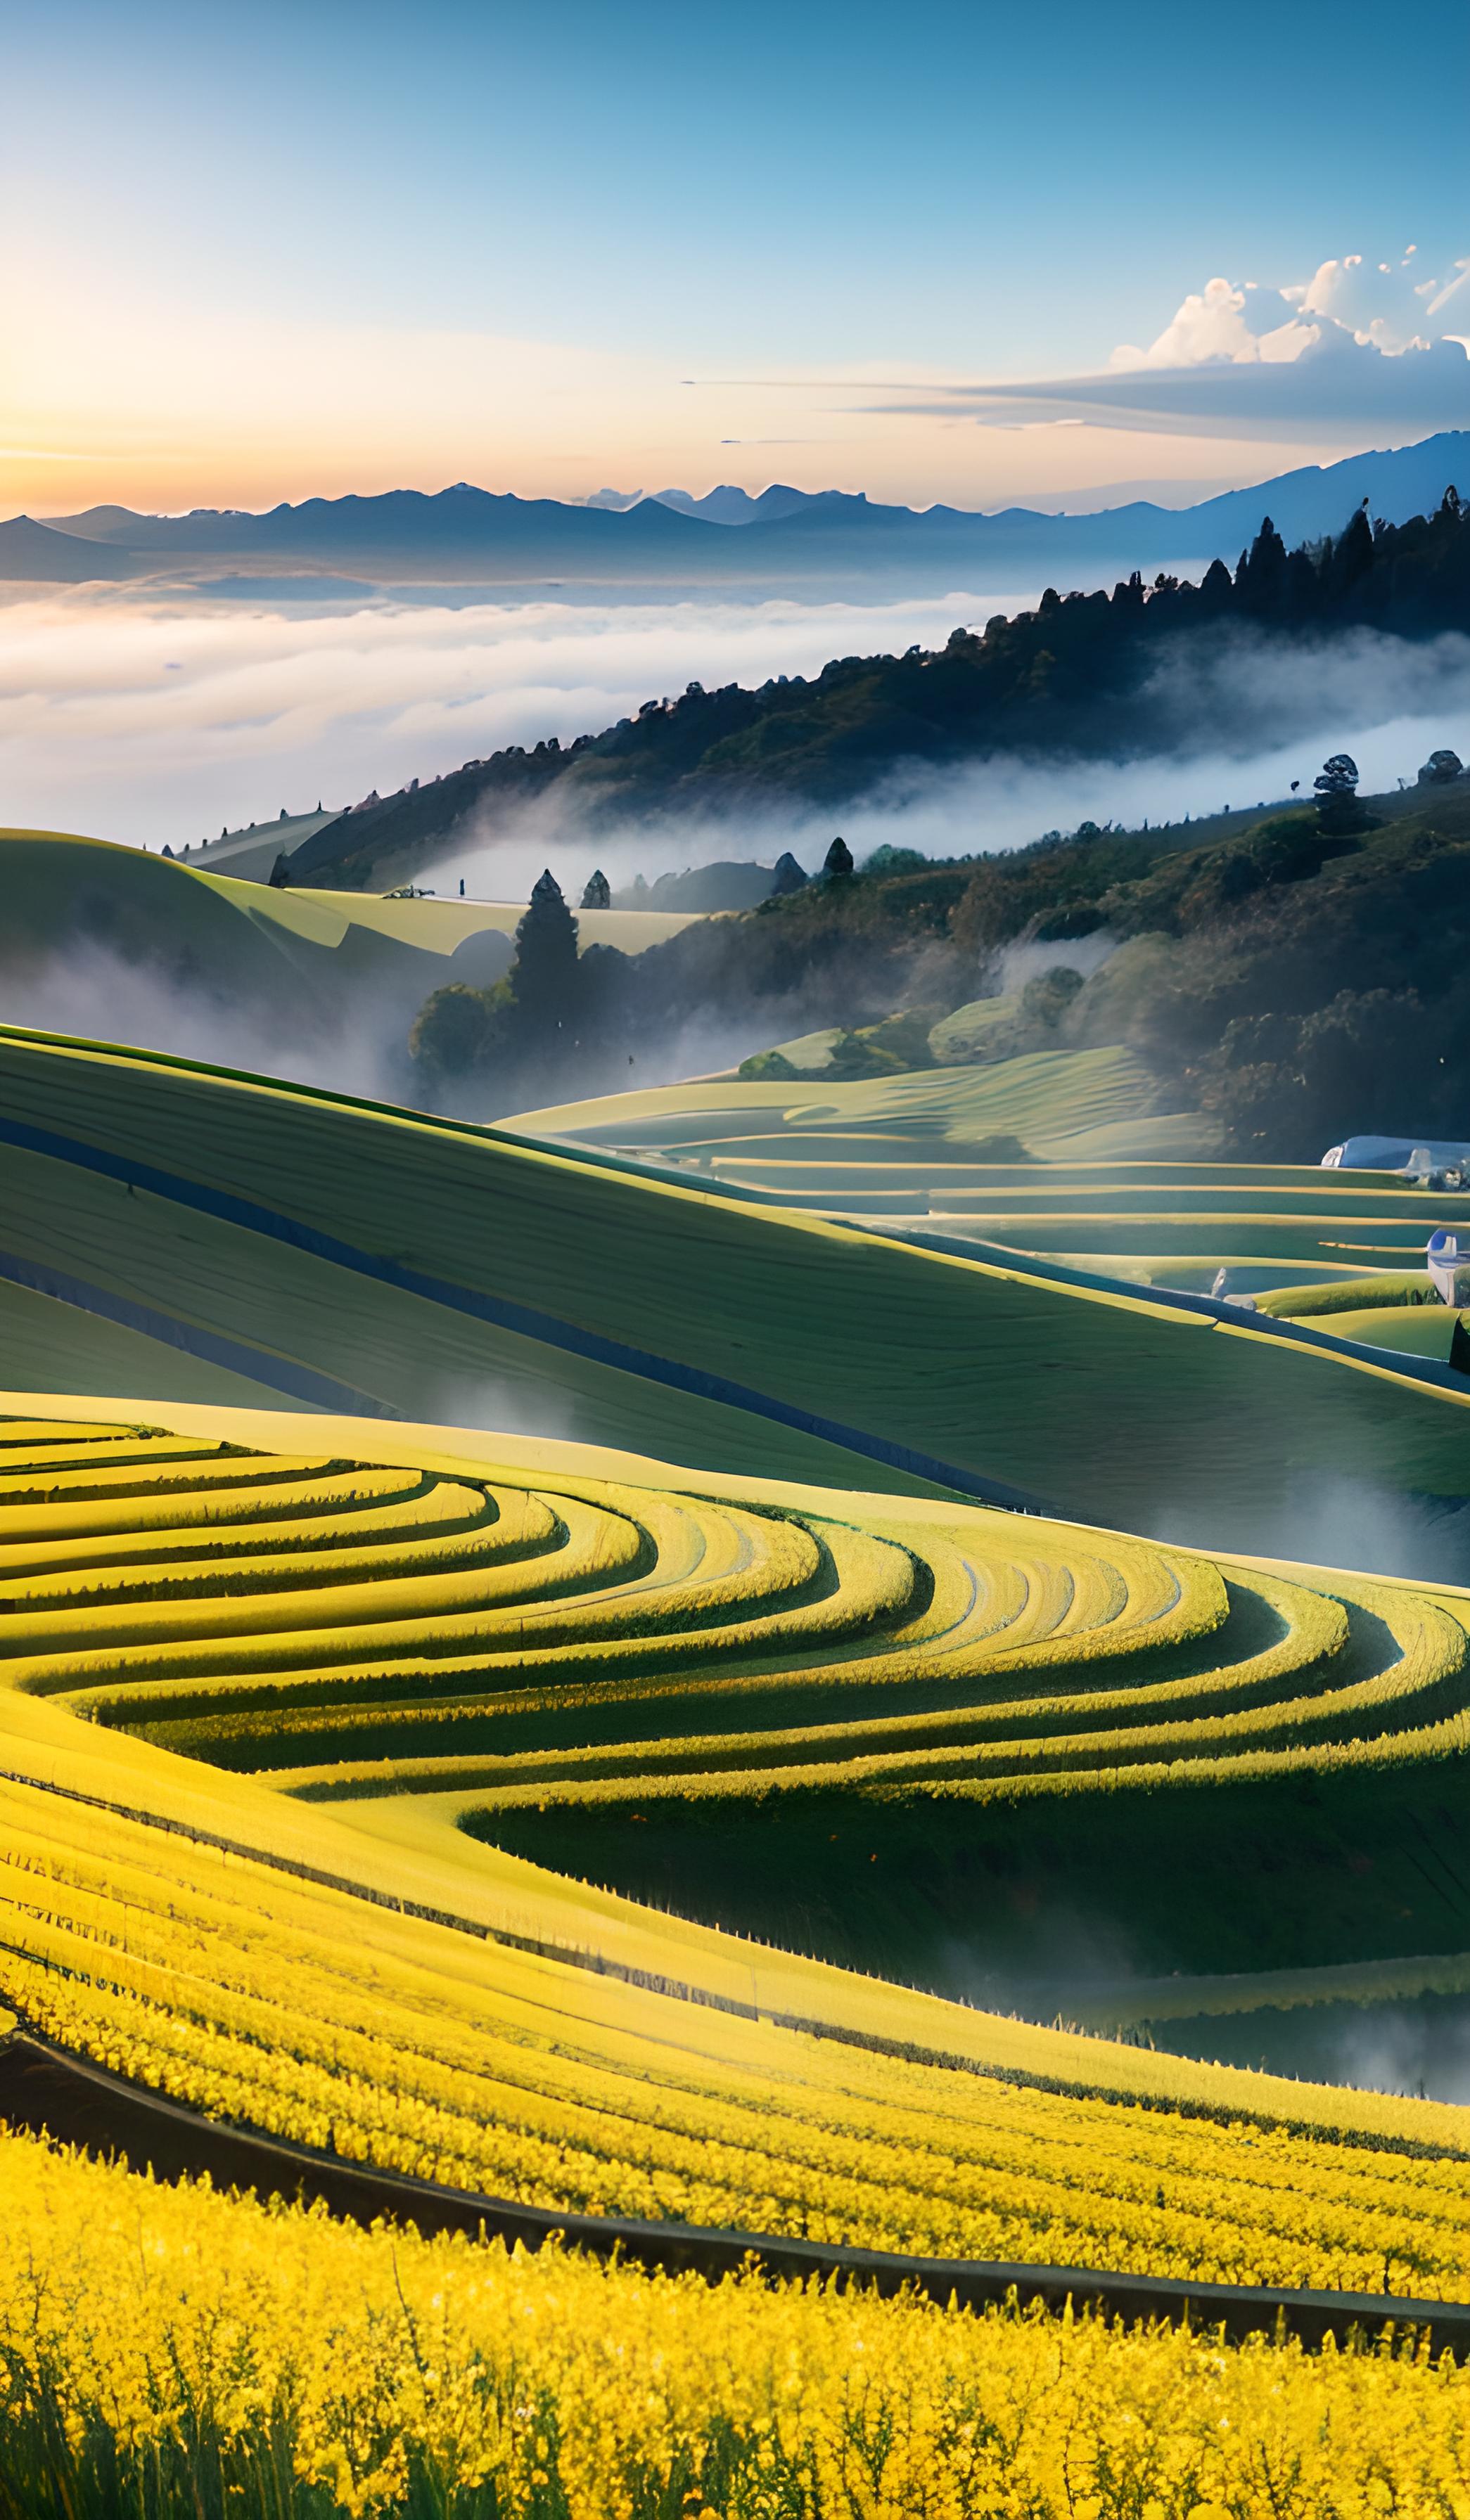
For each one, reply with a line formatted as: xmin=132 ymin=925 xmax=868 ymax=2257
xmin=8 ymin=1022 xmax=1470 ymax=1391
xmin=881 ymin=1223 xmax=1470 ymax=1396
xmin=0 ymin=1245 xmax=402 ymax=1418
xmin=1 ymin=2029 xmax=1464 ymax=2353
xmin=0 ymin=1110 xmax=1050 ymax=1513
xmin=4 ymin=1761 xmax=1466 ymax=2157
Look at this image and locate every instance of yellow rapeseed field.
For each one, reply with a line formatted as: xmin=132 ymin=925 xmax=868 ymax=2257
xmin=6 ymin=1401 xmax=1470 ymax=2313
xmin=6 ymin=2126 xmax=1470 ymax=2520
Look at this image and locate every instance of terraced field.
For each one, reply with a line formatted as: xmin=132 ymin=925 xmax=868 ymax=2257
xmin=516 ymin=1048 xmax=1209 ymax=1171
xmin=7 ymin=1396 xmax=1470 ymax=2310
xmin=520 ymin=1068 xmax=1470 ymax=1297
xmin=8 ymin=1028 xmax=1470 ymax=1571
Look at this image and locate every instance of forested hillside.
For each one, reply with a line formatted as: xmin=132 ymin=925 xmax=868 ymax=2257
xmin=297 ymin=491 xmax=1470 ymax=884
xmin=414 ymin=769 xmax=1470 ymax=1162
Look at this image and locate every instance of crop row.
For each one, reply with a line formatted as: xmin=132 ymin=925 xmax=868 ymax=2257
xmin=4 ymin=1771 xmax=1470 ymax=2295
xmin=6 ymin=1403 xmax=1470 ymax=2297
xmin=11 ymin=2126 xmax=1470 ymax=2520
xmin=570 ymin=1097 xmax=1470 ymax=1292
xmin=3 ymin=1421 xmax=1421 ymax=1794
xmin=5 ymin=1406 xmax=1464 ymax=1834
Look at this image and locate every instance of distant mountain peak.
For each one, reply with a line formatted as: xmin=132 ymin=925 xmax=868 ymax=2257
xmin=7 ymin=432 xmax=1469 ymax=589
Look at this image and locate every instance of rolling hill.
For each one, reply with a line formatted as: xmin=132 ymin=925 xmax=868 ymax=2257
xmin=6 ymin=1029 xmax=1470 ymax=1570
xmin=8 ymin=1047 xmax=1470 ymax=2500
xmin=517 ymin=1065 xmax=1470 ymax=1295
xmin=6 ymin=1391 xmax=1470 ymax=2282
xmin=0 ymin=829 xmax=703 ymax=1046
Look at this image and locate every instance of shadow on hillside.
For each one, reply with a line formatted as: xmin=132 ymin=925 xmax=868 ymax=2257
xmin=468 ymin=1756 xmax=1470 ymax=2014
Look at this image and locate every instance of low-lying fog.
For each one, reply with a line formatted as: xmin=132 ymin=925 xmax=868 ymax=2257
xmin=1137 ymin=1991 xmax=1470 ymax=2108
xmin=0 ymin=584 xmax=1040 ymax=847
xmin=4 ymin=584 xmax=1470 ymax=868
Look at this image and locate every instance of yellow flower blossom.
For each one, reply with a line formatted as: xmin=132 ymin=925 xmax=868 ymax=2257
xmin=2 ymin=2130 xmax=1470 ymax=2518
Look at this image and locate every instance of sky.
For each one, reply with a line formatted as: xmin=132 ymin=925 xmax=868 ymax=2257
xmin=5 ymin=0 xmax=1468 ymax=520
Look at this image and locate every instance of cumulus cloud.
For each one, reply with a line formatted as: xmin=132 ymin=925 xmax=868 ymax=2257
xmin=1296 ymin=250 xmax=1470 ymax=353
xmin=879 ymin=249 xmax=1470 ymax=442
xmin=1110 ymin=277 xmax=1314 ymax=371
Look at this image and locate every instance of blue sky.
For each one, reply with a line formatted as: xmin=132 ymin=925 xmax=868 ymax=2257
xmin=6 ymin=0 xmax=1468 ymax=511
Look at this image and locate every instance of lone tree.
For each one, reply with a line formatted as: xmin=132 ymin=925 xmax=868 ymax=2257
xmin=580 ymin=869 xmax=611 ymax=908
xmin=1313 ymin=754 xmax=1365 ymax=838
xmin=769 ymin=851 xmax=807 ymax=895
xmin=1419 ymin=750 xmax=1465 ymax=785
xmin=511 ymin=869 xmax=580 ymax=1032
xmin=822 ymin=835 xmax=855 ymax=880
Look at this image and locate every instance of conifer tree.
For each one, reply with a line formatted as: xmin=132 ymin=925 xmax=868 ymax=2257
xmin=511 ymin=870 xmax=580 ymax=1030
xmin=1239 ymin=517 xmax=1287 ymax=615
xmin=1324 ymin=499 xmax=1374 ymax=598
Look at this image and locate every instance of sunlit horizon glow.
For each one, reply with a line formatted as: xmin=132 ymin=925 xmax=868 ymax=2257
xmin=4 ymin=276 xmax=1352 ymax=522
xmin=5 ymin=0 xmax=1466 ymax=850
xmin=6 ymin=0 xmax=1466 ymax=522
xmin=6 ymin=252 xmax=1464 ymax=521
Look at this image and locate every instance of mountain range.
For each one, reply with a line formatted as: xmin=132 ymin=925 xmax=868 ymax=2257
xmin=4 ymin=434 xmax=1468 ymax=594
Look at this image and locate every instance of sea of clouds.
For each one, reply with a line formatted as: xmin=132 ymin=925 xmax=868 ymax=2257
xmin=6 ymin=586 xmax=1470 ymax=906
xmin=0 ymin=585 xmax=1040 ymax=851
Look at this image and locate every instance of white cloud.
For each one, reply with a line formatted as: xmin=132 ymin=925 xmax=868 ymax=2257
xmin=0 ymin=585 xmax=1041 ymax=847
xmin=1111 ymin=277 xmax=1315 ymax=371
xmin=883 ymin=249 xmax=1470 ymax=442
xmin=1295 ymin=251 xmax=1470 ymax=354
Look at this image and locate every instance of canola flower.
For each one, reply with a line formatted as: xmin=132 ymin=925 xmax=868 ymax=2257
xmin=10 ymin=1409 xmax=1470 ymax=2403
xmin=9 ymin=1785 xmax=1470 ymax=2299
xmin=4 ymin=2128 xmax=1470 ymax=2520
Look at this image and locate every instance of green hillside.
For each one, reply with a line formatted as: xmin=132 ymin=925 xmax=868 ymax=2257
xmin=201 ymin=869 xmax=703 ymax=960
xmin=516 ymin=1050 xmax=1208 ymax=1167
xmin=6 ymin=1027 xmax=1470 ymax=1563
xmin=0 ymin=828 xmax=508 ymax=1020
xmin=174 ymin=806 xmax=343 ymax=885
xmin=0 ymin=830 xmax=701 ymax=1025
xmin=286 ymin=496 xmax=1470 ymax=886
xmin=516 ymin=1064 xmax=1470 ymax=1292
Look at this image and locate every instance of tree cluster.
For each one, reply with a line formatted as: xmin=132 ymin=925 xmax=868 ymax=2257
xmin=521 ymin=490 xmax=1470 ymax=811
xmin=305 ymin=493 xmax=1470 ymax=883
xmin=411 ymin=870 xmax=613 ymax=1102
xmin=406 ymin=770 xmax=1470 ymax=1162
